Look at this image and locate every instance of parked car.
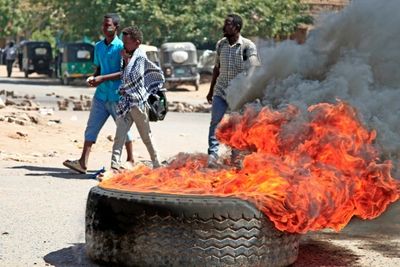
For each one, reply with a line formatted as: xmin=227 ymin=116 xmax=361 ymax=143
xmin=160 ymin=42 xmax=200 ymax=91
xmin=197 ymin=49 xmax=216 ymax=75
xmin=17 ymin=40 xmax=27 ymax=71
xmin=140 ymin=44 xmax=160 ymax=66
xmin=20 ymin=41 xmax=53 ymax=77
xmin=55 ymin=42 xmax=95 ymax=85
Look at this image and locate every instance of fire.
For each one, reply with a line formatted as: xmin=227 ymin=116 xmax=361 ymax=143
xmin=100 ymin=102 xmax=399 ymax=233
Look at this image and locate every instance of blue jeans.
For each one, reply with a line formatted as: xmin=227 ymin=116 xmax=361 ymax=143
xmin=208 ymin=95 xmax=228 ymax=156
xmin=85 ymin=97 xmax=133 ymax=143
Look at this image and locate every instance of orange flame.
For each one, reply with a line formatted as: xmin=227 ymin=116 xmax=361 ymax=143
xmin=100 ymin=102 xmax=399 ymax=233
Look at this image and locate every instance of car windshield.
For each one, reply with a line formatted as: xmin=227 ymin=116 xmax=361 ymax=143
xmin=66 ymin=45 xmax=93 ymax=62
xmin=146 ymin=51 xmax=160 ymax=65
xmin=34 ymin=47 xmax=48 ymax=56
xmin=77 ymin=50 xmax=91 ymax=60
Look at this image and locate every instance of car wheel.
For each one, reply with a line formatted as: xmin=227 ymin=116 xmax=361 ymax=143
xmin=86 ymin=186 xmax=300 ymax=267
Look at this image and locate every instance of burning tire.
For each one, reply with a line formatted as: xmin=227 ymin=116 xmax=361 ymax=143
xmin=86 ymin=186 xmax=299 ymax=267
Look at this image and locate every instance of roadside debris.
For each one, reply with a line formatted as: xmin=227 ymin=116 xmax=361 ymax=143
xmin=16 ymin=131 xmax=28 ymax=137
xmin=57 ymin=99 xmax=69 ymax=110
xmin=168 ymin=101 xmax=210 ymax=113
xmin=73 ymin=100 xmax=91 ymax=111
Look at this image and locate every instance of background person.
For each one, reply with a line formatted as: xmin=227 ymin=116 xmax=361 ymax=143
xmin=206 ymin=14 xmax=260 ymax=168
xmin=4 ymin=41 xmax=17 ymax=77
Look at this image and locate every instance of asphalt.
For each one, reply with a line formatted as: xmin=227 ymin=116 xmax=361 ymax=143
xmin=0 ymin=68 xmax=399 ymax=267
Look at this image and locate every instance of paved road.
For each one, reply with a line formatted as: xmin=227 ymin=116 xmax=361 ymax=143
xmin=0 ymin=66 xmax=210 ymax=107
xmin=0 ymin=68 xmax=399 ymax=266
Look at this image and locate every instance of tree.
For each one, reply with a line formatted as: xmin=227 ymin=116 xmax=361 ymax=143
xmin=1 ymin=0 xmax=312 ymax=48
xmin=118 ymin=0 xmax=312 ymax=47
xmin=0 ymin=0 xmax=21 ymax=38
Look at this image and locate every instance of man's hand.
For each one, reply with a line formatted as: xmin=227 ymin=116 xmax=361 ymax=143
xmin=87 ymin=76 xmax=103 ymax=87
xmin=206 ymin=91 xmax=213 ymax=104
xmin=121 ymin=49 xmax=132 ymax=65
xmin=207 ymin=66 xmax=219 ymax=104
xmin=86 ymin=76 xmax=95 ymax=87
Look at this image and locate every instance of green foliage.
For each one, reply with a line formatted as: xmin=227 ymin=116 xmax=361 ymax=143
xmin=117 ymin=0 xmax=312 ymax=47
xmin=1 ymin=0 xmax=312 ymax=48
xmin=0 ymin=0 xmax=20 ymax=37
xmin=31 ymin=27 xmax=56 ymax=48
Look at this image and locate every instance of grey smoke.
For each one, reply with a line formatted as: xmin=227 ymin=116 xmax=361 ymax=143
xmin=226 ymin=0 xmax=400 ymax=176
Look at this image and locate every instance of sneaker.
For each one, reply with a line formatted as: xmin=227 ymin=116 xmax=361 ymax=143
xmin=207 ymin=154 xmax=219 ymax=168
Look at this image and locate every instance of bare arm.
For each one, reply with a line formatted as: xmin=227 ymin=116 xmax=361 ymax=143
xmin=206 ymin=65 xmax=220 ymax=104
xmin=88 ymin=66 xmax=122 ymax=87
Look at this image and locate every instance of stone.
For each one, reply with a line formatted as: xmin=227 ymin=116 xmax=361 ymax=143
xmin=176 ymin=103 xmax=185 ymax=112
xmin=14 ymin=119 xmax=27 ymax=126
xmin=6 ymin=91 xmax=14 ymax=97
xmin=5 ymin=99 xmax=16 ymax=106
xmin=16 ymin=131 xmax=28 ymax=137
xmin=73 ymin=101 xmax=84 ymax=111
xmin=29 ymin=115 xmax=40 ymax=124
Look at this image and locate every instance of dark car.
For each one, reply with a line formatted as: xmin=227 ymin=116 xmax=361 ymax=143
xmin=21 ymin=41 xmax=53 ymax=77
xmin=160 ymin=42 xmax=200 ymax=91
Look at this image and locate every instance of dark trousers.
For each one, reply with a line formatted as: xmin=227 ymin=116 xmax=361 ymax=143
xmin=6 ymin=59 xmax=14 ymax=77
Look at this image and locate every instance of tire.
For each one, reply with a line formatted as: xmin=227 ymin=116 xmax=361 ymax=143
xmin=86 ymin=186 xmax=299 ymax=267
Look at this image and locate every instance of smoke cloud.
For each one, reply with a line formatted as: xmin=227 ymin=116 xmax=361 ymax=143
xmin=226 ymin=0 xmax=400 ymax=176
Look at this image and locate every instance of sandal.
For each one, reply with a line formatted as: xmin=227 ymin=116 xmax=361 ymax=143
xmin=63 ymin=159 xmax=87 ymax=174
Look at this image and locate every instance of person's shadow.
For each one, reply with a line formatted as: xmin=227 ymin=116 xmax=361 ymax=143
xmin=10 ymin=165 xmax=99 ymax=180
xmin=44 ymin=243 xmax=102 ymax=267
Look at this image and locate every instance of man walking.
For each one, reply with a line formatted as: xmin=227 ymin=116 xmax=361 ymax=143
xmin=110 ymin=25 xmax=163 ymax=171
xmin=206 ymin=14 xmax=260 ymax=168
xmin=4 ymin=41 xmax=17 ymax=77
xmin=63 ymin=13 xmax=134 ymax=174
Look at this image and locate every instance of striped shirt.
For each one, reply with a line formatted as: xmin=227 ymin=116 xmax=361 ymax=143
xmin=116 ymin=48 xmax=165 ymax=117
xmin=213 ymin=36 xmax=259 ymax=100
